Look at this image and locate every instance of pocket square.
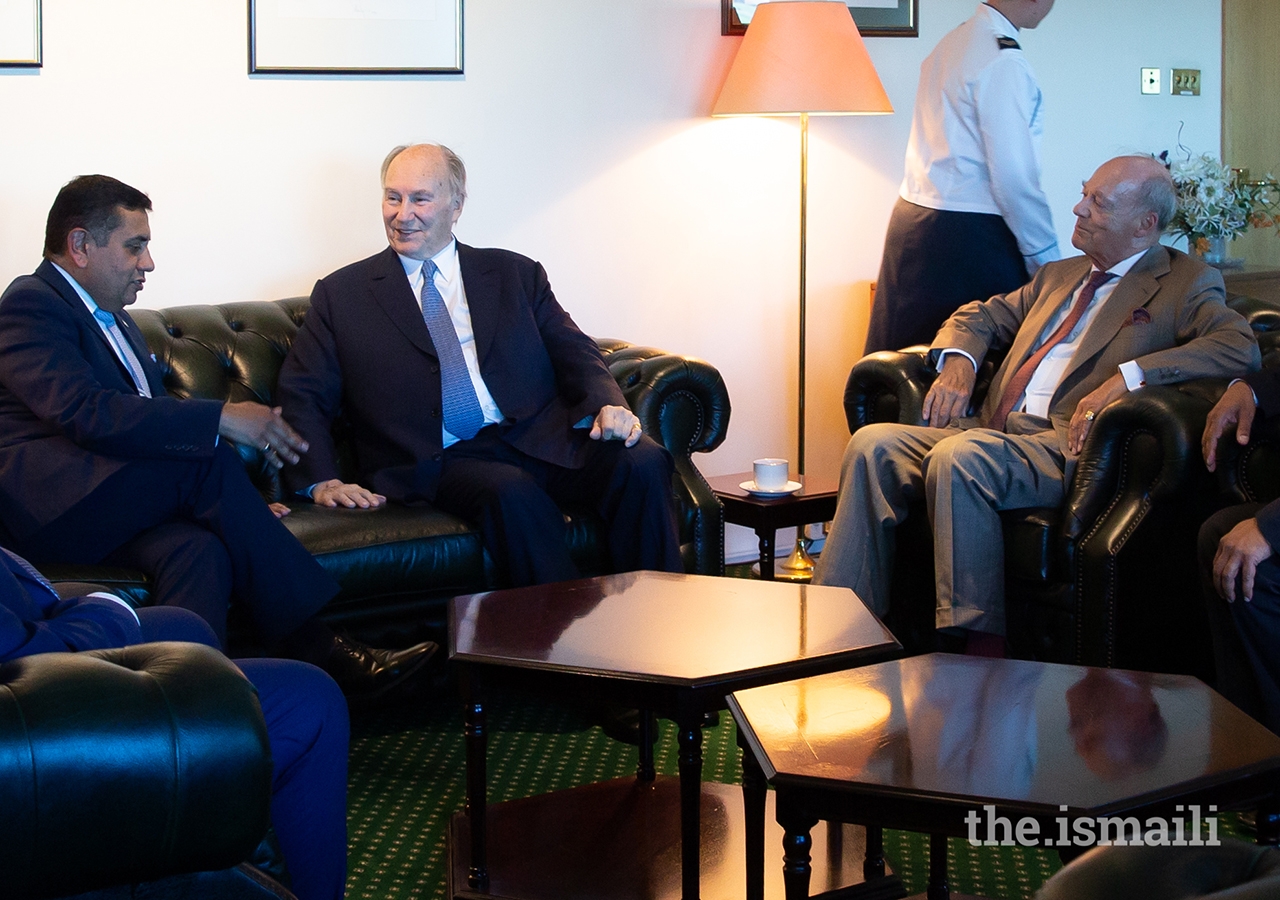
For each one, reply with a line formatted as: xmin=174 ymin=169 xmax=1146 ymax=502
xmin=1122 ymin=308 xmax=1152 ymax=327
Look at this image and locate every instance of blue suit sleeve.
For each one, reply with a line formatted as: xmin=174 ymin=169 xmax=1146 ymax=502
xmin=0 ymin=561 xmax=142 ymax=662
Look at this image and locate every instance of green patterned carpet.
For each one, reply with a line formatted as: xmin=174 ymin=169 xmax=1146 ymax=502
xmin=346 ymin=684 xmax=1067 ymax=900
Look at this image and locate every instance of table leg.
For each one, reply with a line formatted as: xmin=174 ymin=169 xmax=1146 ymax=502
xmin=678 ymin=717 xmax=705 ymax=900
xmin=756 ymin=528 xmax=777 ymax=581
xmin=637 ymin=707 xmax=656 ymax=782
xmin=739 ymin=732 xmax=767 ymax=900
xmin=927 ymin=832 xmax=949 ymax=900
xmin=464 ymin=696 xmax=489 ymax=891
xmin=780 ymin=817 xmax=817 ymax=900
xmin=863 ymin=824 xmax=885 ymax=881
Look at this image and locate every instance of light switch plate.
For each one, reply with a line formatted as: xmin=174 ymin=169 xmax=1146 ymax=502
xmin=1172 ymin=68 xmax=1201 ymax=96
xmin=1141 ymin=67 xmax=1160 ymax=95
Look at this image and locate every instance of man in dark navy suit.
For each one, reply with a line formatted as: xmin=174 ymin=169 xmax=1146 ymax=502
xmin=0 ymin=545 xmax=349 ymax=900
xmin=277 ymin=144 xmax=682 ymax=586
xmin=0 ymin=175 xmax=433 ymax=698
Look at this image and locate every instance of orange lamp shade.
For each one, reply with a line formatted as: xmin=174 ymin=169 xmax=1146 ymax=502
xmin=712 ymin=1 xmax=893 ymax=117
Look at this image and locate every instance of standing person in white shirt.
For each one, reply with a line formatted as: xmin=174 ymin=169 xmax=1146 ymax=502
xmin=865 ymin=0 xmax=1059 ymax=354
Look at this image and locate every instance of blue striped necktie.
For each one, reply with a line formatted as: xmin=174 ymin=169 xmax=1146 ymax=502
xmin=92 ymin=308 xmax=152 ymax=398
xmin=419 ymin=260 xmax=484 ymax=441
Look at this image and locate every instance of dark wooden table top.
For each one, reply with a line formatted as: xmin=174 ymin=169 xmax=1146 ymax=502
xmin=731 ymin=653 xmax=1280 ymax=817
xmin=449 ymin=570 xmax=897 ymax=691
xmin=707 ymin=471 xmax=839 ymax=507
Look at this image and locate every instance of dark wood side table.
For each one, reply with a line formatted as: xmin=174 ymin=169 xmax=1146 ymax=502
xmin=447 ymin=571 xmax=902 ymax=900
xmin=708 ymin=473 xmax=839 ymax=580
xmin=731 ymin=654 xmax=1280 ymax=900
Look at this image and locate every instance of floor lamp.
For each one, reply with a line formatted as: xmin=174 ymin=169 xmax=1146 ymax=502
xmin=712 ymin=1 xmax=892 ymax=578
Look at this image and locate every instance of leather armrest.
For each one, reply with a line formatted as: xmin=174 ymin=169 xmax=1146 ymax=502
xmin=843 ymin=348 xmax=935 ymax=433
xmin=1068 ymin=383 xmax=1215 ymax=665
xmin=0 ymin=643 xmax=271 ymax=899
xmin=598 ymin=340 xmax=731 ymax=575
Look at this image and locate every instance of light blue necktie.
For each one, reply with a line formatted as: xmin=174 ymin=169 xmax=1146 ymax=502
xmin=93 ymin=308 xmax=152 ymax=398
xmin=420 ymin=260 xmax=484 ymax=441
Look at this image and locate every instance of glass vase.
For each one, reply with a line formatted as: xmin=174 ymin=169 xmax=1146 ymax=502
xmin=1200 ymin=235 xmax=1229 ymax=265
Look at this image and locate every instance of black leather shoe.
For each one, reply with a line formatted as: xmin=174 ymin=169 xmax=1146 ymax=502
xmin=321 ymin=635 xmax=437 ymax=701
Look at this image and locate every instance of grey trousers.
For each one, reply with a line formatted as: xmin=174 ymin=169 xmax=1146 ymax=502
xmin=812 ymin=417 xmax=1067 ymax=636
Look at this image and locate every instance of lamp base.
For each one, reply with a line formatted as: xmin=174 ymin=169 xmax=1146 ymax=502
xmin=775 ymin=534 xmax=816 ymax=583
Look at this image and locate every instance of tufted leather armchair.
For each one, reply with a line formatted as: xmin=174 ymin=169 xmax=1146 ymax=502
xmin=40 ymin=298 xmax=730 ymax=643
xmin=840 ymin=294 xmax=1277 ymax=677
xmin=1 ymin=642 xmax=295 ymax=899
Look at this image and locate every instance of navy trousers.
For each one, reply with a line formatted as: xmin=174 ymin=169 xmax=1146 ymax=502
xmin=434 ymin=427 xmax=683 ymax=587
xmin=14 ymin=442 xmax=338 ymax=647
xmin=1198 ymin=503 xmax=1280 ymax=734
xmin=139 ymin=607 xmax=349 ymax=900
xmin=864 ymin=199 xmax=1030 ymax=354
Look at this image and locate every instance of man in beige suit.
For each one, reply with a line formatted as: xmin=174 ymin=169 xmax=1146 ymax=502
xmin=815 ymin=155 xmax=1259 ymax=654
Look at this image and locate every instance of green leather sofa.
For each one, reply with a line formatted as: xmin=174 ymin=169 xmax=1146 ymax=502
xmin=39 ymin=297 xmax=731 ymax=644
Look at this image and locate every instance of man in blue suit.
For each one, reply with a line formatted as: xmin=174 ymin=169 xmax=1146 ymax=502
xmin=277 ymin=144 xmax=682 ymax=586
xmin=0 ymin=546 xmax=349 ymax=900
xmin=0 ymin=175 xmax=433 ymax=698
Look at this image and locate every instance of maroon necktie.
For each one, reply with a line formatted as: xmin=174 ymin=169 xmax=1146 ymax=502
xmin=987 ymin=270 xmax=1116 ymax=432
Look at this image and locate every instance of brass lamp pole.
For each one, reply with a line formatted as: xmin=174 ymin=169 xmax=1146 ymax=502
xmin=712 ymin=0 xmax=892 ymax=579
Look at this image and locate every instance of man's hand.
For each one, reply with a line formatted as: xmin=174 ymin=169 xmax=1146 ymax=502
xmin=311 ymin=480 xmax=386 ymax=509
xmin=268 ymin=502 xmax=291 ymax=519
xmin=920 ymin=355 xmax=976 ymax=429
xmin=1203 ymin=380 xmax=1258 ymax=472
xmin=1213 ymin=517 xmax=1274 ymax=602
xmin=589 ymin=405 xmax=643 ymax=447
xmin=1067 ymin=373 xmax=1129 ymax=456
xmin=219 ymin=403 xmax=308 ymax=469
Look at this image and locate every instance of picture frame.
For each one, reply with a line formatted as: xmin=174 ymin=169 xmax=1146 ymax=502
xmin=249 ymin=0 xmax=463 ymax=75
xmin=722 ymin=0 xmax=918 ymax=38
xmin=0 ymin=0 xmax=41 ymax=68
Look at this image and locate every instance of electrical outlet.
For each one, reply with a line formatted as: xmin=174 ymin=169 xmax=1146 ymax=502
xmin=1141 ymin=67 xmax=1160 ymax=95
xmin=1171 ymin=68 xmax=1201 ymax=96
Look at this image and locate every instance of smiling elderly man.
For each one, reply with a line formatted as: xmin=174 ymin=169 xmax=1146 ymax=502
xmin=815 ymin=154 xmax=1260 ymax=656
xmin=276 ymin=143 xmax=682 ymax=586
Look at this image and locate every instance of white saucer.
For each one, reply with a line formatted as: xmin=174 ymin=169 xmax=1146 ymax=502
xmin=740 ymin=479 xmax=802 ymax=498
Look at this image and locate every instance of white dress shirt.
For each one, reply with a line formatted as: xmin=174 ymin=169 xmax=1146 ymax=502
xmin=398 ymin=239 xmax=504 ymax=447
xmin=900 ymin=3 xmax=1059 ymax=274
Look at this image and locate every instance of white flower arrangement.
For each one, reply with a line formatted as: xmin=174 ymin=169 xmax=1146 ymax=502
xmin=1162 ymin=151 xmax=1278 ymax=252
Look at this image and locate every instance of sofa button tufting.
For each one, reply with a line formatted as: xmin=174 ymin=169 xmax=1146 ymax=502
xmin=167 ymin=327 xmax=182 ymax=338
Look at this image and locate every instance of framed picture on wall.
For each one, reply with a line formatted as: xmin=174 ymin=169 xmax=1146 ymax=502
xmin=722 ymin=0 xmax=918 ymax=38
xmin=0 ymin=0 xmax=41 ymax=67
xmin=249 ymin=0 xmax=463 ymax=75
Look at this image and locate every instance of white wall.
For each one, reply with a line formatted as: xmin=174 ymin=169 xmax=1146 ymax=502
xmin=0 ymin=0 xmax=1221 ymax=562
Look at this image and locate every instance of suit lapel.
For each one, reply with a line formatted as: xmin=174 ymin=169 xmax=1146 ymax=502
xmin=985 ymin=259 xmax=1092 ymax=413
xmin=34 ymin=260 xmax=143 ymax=389
xmin=368 ymin=246 xmax=439 ymax=359
xmin=1061 ymin=246 xmax=1165 ymax=386
xmin=115 ymin=310 xmax=165 ymax=395
xmin=457 ymin=243 xmax=500 ymax=368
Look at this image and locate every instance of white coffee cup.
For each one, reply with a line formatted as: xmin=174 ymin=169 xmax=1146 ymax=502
xmin=753 ymin=458 xmax=789 ymax=491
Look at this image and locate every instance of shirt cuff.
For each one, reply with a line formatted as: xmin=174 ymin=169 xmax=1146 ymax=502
xmin=1229 ymin=377 xmax=1260 ymax=406
xmin=938 ymin=348 xmax=978 ymax=372
xmin=87 ymin=591 xmax=141 ymax=625
xmin=1118 ymin=360 xmax=1146 ymax=392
